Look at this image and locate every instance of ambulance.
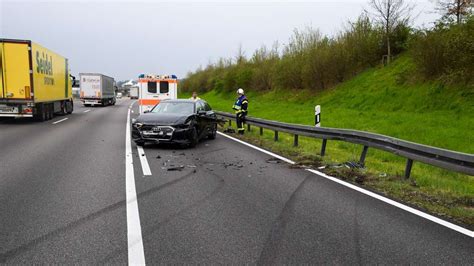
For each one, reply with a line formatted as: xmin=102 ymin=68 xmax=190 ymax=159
xmin=137 ymin=74 xmax=178 ymax=113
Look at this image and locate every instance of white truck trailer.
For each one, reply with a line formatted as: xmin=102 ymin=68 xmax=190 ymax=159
xmin=79 ymin=73 xmax=116 ymax=106
xmin=130 ymin=85 xmax=139 ymax=99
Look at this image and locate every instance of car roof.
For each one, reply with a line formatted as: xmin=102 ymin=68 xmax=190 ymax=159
xmin=162 ymin=99 xmax=207 ymax=104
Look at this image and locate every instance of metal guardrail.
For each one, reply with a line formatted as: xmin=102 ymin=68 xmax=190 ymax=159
xmin=215 ymin=111 xmax=474 ymax=178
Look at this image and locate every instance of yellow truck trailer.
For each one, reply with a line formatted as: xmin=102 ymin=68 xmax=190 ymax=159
xmin=0 ymin=39 xmax=74 ymax=121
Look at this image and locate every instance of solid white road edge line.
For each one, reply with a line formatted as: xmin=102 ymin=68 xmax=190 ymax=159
xmin=83 ymin=109 xmax=90 ymax=113
xmin=216 ymin=131 xmax=473 ymax=238
xmin=52 ymin=118 xmax=68 ymax=124
xmin=137 ymin=146 xmax=152 ymax=176
xmin=125 ymin=108 xmax=146 ymax=265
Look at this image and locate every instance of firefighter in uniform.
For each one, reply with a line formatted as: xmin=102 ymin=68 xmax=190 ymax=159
xmin=232 ymin=88 xmax=248 ymax=135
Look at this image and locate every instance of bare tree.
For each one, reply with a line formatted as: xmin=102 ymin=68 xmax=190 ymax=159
xmin=235 ymin=43 xmax=246 ymax=65
xmin=434 ymin=0 xmax=473 ymax=24
xmin=367 ymin=0 xmax=414 ymax=64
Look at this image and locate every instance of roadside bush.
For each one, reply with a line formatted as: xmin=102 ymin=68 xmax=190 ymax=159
xmin=181 ymin=13 xmax=395 ymax=93
xmin=410 ymin=17 xmax=474 ymax=84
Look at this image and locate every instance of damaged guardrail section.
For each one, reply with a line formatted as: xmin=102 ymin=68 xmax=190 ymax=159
xmin=215 ymin=111 xmax=474 ymax=179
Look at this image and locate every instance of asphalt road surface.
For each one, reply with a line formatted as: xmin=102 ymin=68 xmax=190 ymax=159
xmin=0 ymin=99 xmax=472 ymax=264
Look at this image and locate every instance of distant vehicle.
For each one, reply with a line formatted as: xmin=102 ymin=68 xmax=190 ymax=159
xmin=116 ymin=92 xmax=122 ymax=99
xmin=0 ymin=39 xmax=74 ymax=121
xmin=129 ymin=85 xmax=139 ymax=99
xmin=132 ymin=99 xmax=217 ymax=148
xmin=80 ymin=73 xmax=116 ymax=106
xmin=72 ymin=77 xmax=80 ymax=99
xmin=137 ymin=74 xmax=178 ymax=113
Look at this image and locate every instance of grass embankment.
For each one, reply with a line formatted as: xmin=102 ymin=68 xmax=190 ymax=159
xmin=181 ymin=56 xmax=474 ymax=227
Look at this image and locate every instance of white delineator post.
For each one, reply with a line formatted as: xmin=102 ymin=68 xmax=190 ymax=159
xmin=315 ymin=105 xmax=321 ymax=127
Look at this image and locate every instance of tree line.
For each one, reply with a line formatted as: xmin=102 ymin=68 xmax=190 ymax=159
xmin=180 ymin=0 xmax=473 ymax=93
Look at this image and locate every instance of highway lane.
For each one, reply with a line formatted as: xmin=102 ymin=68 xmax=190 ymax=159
xmin=0 ymin=100 xmax=129 ymax=264
xmin=0 ymin=98 xmax=472 ymax=264
xmin=126 ymin=101 xmax=473 ymax=264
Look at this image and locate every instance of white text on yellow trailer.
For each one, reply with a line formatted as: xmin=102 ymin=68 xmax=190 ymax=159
xmin=138 ymin=74 xmax=177 ymax=113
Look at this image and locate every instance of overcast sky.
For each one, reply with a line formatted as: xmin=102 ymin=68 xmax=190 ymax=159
xmin=1 ymin=0 xmax=439 ymax=81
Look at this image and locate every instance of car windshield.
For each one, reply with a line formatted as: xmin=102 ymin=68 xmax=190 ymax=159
xmin=151 ymin=102 xmax=194 ymax=115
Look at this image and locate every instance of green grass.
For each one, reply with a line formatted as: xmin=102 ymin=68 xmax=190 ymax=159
xmin=180 ymin=55 xmax=474 ymax=227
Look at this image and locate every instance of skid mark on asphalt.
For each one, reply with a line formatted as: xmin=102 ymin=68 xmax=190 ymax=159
xmin=219 ymin=132 xmax=474 ymax=237
xmin=100 ymin=167 xmax=226 ymax=263
xmin=256 ymin=173 xmax=312 ymax=265
xmin=0 ymin=165 xmax=203 ymax=263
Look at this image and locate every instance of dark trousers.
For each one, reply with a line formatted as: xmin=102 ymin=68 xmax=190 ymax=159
xmin=236 ymin=112 xmax=246 ymax=134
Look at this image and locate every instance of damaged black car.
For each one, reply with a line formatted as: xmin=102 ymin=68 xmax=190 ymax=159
xmin=132 ymin=99 xmax=217 ymax=147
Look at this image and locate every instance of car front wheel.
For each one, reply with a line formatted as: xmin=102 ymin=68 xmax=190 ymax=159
xmin=189 ymin=127 xmax=198 ymax=148
xmin=208 ymin=124 xmax=217 ymax=139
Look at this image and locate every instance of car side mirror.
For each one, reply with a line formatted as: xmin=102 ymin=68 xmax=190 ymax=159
xmin=206 ymin=111 xmax=214 ymax=116
xmin=197 ymin=110 xmax=206 ymax=116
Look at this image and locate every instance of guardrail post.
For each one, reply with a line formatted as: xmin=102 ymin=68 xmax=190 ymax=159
xmin=228 ymin=119 xmax=232 ymax=126
xmin=274 ymin=131 xmax=279 ymax=141
xmin=359 ymin=146 xmax=369 ymax=166
xmin=259 ymin=127 xmax=263 ymax=136
xmin=294 ymin=135 xmax=299 ymax=147
xmin=405 ymin=159 xmax=413 ymax=179
xmin=247 ymin=124 xmax=251 ymax=132
xmin=321 ymin=139 xmax=327 ymax=156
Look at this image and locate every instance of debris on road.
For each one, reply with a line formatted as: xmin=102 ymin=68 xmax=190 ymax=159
xmin=266 ymin=158 xmax=282 ymax=164
xmin=330 ymin=164 xmax=344 ymax=169
xmin=166 ymin=165 xmax=185 ymax=171
xmin=156 ymin=155 xmax=161 ymax=159
xmin=223 ymin=127 xmax=236 ymax=134
xmin=222 ymin=162 xmax=245 ymax=170
xmin=344 ymin=161 xmax=365 ymax=169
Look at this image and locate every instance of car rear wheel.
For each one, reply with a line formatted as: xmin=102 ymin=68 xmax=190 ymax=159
xmin=135 ymin=141 xmax=145 ymax=147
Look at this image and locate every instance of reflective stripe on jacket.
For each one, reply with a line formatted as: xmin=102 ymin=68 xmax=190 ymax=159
xmin=232 ymin=95 xmax=248 ymax=113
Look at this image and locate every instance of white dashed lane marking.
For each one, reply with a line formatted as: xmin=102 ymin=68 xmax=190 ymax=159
xmin=52 ymin=118 xmax=68 ymax=125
